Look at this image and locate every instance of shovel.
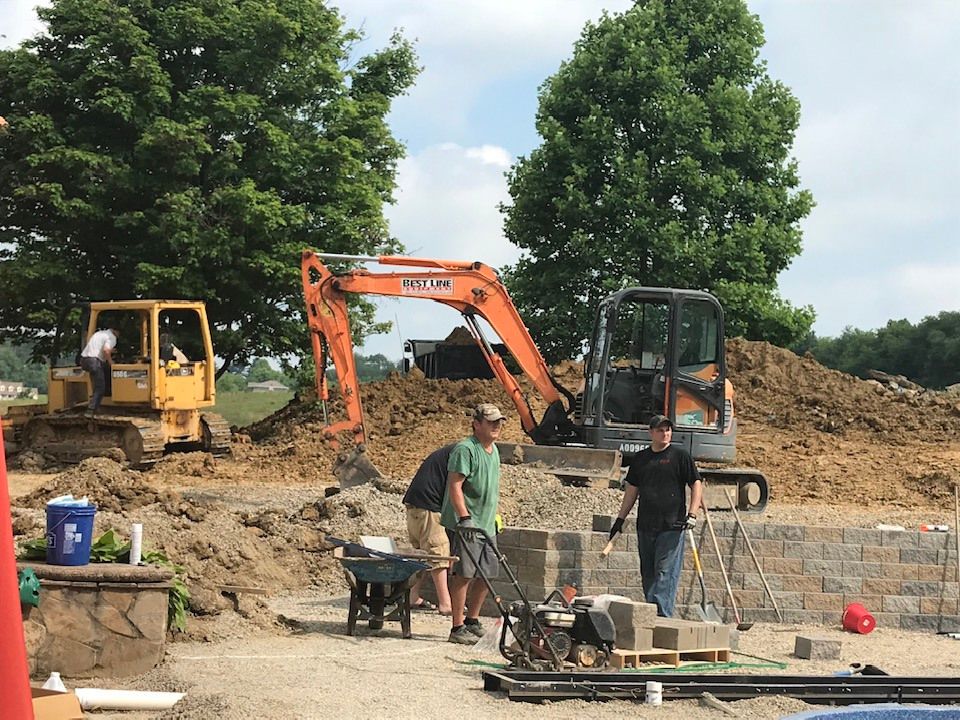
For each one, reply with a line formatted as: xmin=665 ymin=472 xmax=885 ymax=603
xmin=703 ymin=507 xmax=753 ymax=631
xmin=687 ymin=528 xmax=723 ymax=624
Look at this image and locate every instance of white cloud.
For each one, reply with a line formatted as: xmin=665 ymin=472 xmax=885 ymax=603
xmin=464 ymin=145 xmax=512 ymax=167
xmin=360 ymin=142 xmax=517 ymax=357
xmin=0 ymin=0 xmax=49 ymax=47
xmin=781 ymin=260 xmax=960 ymax=337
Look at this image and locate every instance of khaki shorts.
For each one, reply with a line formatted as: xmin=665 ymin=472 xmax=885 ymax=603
xmin=405 ymin=506 xmax=450 ymax=557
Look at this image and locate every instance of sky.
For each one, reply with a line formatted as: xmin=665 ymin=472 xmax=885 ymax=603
xmin=2 ymin=0 xmax=959 ymax=361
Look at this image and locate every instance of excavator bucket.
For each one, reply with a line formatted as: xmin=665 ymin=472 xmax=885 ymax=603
xmin=334 ymin=447 xmax=384 ymax=490
xmin=496 ymin=442 xmax=622 ymax=488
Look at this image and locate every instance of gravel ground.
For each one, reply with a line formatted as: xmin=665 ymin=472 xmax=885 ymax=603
xmin=77 ymin=590 xmax=960 ymax=720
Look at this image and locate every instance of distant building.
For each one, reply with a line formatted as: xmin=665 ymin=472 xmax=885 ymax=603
xmin=0 ymin=380 xmax=38 ymax=400
xmin=246 ymin=380 xmax=289 ymax=393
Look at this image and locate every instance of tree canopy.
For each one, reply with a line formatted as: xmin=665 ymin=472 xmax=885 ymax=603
xmin=501 ymin=0 xmax=814 ymax=362
xmin=0 ymin=0 xmax=418 ymax=371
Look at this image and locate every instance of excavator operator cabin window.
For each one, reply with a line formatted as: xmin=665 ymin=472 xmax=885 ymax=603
xmin=677 ymin=300 xmax=720 ymax=372
xmin=601 ymin=298 xmax=669 ymax=425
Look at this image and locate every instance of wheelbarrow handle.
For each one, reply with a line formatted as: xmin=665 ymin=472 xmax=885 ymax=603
xmin=325 ymin=536 xmax=430 ymax=571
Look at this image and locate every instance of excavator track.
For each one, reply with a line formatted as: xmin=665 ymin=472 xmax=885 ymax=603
xmin=200 ymin=412 xmax=232 ymax=458
xmin=22 ymin=412 xmax=167 ymax=468
xmin=700 ymin=468 xmax=769 ymax=513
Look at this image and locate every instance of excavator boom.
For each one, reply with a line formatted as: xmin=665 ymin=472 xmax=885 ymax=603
xmin=301 ymin=251 xmax=620 ymax=486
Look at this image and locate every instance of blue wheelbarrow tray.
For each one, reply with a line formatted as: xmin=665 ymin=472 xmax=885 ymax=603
xmin=334 ymin=546 xmax=446 ymax=639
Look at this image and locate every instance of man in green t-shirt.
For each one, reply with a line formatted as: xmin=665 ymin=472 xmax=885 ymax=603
xmin=440 ymin=403 xmax=504 ymax=645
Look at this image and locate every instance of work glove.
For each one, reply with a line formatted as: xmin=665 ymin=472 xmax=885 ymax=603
xmin=457 ymin=515 xmax=475 ymax=528
xmin=495 ymin=513 xmax=504 ymax=534
xmin=682 ymin=513 xmax=697 ymax=531
xmin=608 ymin=517 xmax=625 ymax=540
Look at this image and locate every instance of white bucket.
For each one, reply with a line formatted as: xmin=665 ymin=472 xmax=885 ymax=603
xmin=645 ymin=680 xmax=663 ymax=706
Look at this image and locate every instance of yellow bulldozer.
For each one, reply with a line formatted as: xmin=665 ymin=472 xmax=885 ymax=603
xmin=2 ymin=300 xmax=231 ymax=466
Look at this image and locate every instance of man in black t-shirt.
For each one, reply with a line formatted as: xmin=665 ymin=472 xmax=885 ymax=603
xmin=402 ymin=444 xmax=454 ymax=614
xmin=608 ymin=415 xmax=703 ymax=617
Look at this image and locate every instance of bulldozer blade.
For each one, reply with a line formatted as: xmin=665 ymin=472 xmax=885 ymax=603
xmin=334 ymin=447 xmax=384 ymax=489
xmin=496 ymin=442 xmax=622 ymax=487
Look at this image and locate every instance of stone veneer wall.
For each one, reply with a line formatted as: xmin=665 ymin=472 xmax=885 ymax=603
xmin=481 ymin=519 xmax=960 ymax=631
xmin=19 ymin=562 xmax=173 ymax=678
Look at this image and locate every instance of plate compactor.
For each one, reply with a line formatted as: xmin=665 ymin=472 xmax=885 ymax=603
xmin=455 ymin=526 xmax=616 ymax=671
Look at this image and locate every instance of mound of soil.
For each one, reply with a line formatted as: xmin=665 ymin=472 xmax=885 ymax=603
xmin=239 ymin=337 xmax=960 ymax=511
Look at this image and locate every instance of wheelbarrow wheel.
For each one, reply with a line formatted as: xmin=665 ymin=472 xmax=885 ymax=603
xmin=368 ymin=584 xmax=385 ymax=630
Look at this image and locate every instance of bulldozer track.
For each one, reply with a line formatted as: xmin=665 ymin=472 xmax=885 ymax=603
xmin=24 ymin=413 xmax=167 ymax=468
xmin=200 ymin=412 xmax=232 ymax=457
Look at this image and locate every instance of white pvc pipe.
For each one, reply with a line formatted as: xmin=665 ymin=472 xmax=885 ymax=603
xmin=74 ymin=688 xmax=185 ymax=711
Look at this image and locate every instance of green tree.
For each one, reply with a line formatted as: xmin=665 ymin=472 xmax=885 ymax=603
xmin=0 ymin=343 xmax=49 ymax=393
xmin=501 ymin=0 xmax=814 ymax=362
xmin=0 ymin=0 xmax=418 ymax=372
xmin=215 ymin=371 xmax=247 ymax=393
xmin=246 ymin=357 xmax=289 ymax=384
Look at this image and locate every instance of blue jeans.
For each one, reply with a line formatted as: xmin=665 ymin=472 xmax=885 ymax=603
xmin=637 ymin=528 xmax=685 ymax=617
xmin=80 ymin=356 xmax=110 ymax=410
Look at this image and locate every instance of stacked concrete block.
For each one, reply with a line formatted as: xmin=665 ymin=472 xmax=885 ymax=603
xmin=593 ymin=514 xmax=960 ymax=631
xmin=652 ymin=618 xmax=705 ymax=651
xmin=422 ymin=520 xmax=960 ymax=630
xmin=607 ymin=599 xmax=657 ymax=650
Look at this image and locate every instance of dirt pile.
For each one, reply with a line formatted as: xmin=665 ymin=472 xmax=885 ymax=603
xmin=726 ymin=338 xmax=960 ymax=436
xmin=241 ymin=371 xmax=526 ymax=480
xmin=18 ymin=457 xmax=176 ymax=513
xmin=237 ymin=338 xmax=960 ymax=510
xmin=725 ymin=339 xmax=960 ymax=507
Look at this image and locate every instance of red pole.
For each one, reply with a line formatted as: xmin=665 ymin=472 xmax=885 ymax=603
xmin=0 ymin=433 xmax=34 ymax=718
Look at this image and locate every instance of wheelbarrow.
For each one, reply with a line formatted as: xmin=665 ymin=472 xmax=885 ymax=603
xmin=330 ymin=537 xmax=433 ymax=639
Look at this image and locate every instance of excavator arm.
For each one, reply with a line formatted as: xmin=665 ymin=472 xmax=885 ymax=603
xmin=301 ymin=251 xmax=577 ymax=456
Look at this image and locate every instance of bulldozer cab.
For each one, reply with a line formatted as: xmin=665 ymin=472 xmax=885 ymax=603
xmin=48 ymin=300 xmax=216 ymax=413
xmin=579 ymin=288 xmax=731 ymax=462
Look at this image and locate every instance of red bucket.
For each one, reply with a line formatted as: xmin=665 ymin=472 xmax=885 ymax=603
xmin=842 ymin=603 xmax=876 ymax=634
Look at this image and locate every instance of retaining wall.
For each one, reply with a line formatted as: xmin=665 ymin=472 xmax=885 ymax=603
xmin=18 ymin=562 xmax=172 ymax=678
xmin=480 ymin=518 xmax=960 ymax=631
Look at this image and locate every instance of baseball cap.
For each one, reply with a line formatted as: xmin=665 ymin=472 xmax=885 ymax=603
xmin=473 ymin=403 xmax=507 ymax=422
xmin=649 ymin=414 xmax=673 ymax=430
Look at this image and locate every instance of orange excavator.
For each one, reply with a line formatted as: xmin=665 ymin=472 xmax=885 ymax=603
xmin=301 ymin=251 xmax=768 ymax=510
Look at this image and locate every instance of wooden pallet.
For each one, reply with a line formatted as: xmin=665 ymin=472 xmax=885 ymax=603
xmin=678 ymin=647 xmax=731 ymax=664
xmin=610 ymin=648 xmax=680 ymax=669
xmin=611 ymin=646 xmax=732 ymax=670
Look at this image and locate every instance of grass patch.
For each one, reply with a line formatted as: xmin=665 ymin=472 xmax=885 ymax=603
xmin=212 ymin=390 xmax=294 ymax=428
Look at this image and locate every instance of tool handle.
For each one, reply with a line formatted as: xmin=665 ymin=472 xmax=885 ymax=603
xmin=325 ymin=536 xmax=429 ymax=569
xmin=600 ymin=538 xmax=616 ymax=557
xmin=726 ymin=490 xmax=782 ymax=622
xmin=687 ymin=529 xmax=704 ymax=574
xmin=704 ymin=505 xmax=741 ymax=624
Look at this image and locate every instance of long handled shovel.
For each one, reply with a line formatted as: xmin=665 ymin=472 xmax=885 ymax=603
xmin=726 ymin=490 xmax=783 ymax=623
xmin=687 ymin=528 xmax=723 ymax=623
xmin=703 ymin=507 xmax=753 ymax=631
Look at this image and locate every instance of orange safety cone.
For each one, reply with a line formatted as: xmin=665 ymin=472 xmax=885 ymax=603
xmin=0 ymin=432 xmax=34 ymax=718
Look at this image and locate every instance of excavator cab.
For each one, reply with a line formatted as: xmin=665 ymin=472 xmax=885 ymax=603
xmin=580 ymin=289 xmax=727 ymax=444
xmin=578 ymin=288 xmax=767 ymax=510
